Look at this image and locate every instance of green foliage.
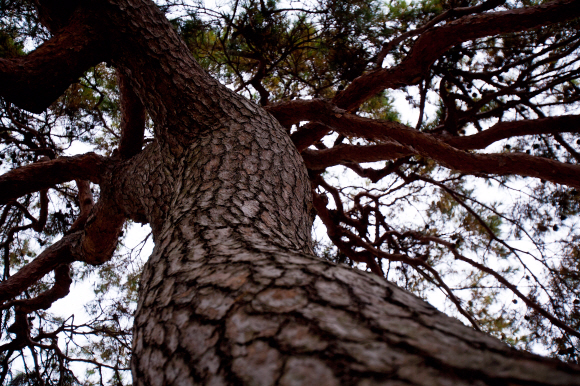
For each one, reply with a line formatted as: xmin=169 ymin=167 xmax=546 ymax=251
xmin=0 ymin=29 xmax=23 ymax=58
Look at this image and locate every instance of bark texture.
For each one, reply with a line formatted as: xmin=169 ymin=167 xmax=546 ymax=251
xmin=124 ymin=98 xmax=580 ymax=385
xmin=133 ymin=214 xmax=580 ymax=385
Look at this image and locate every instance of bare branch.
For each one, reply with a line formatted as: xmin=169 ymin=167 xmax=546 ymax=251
xmin=417 ymin=233 xmax=580 ymax=339
xmin=0 ymin=153 xmax=109 ymax=205
xmin=552 ymin=132 xmax=580 ymax=163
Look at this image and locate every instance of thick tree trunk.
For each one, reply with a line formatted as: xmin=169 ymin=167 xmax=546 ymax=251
xmin=99 ymin=1 xmax=580 ymax=385
xmin=126 ymin=108 xmax=580 ymax=386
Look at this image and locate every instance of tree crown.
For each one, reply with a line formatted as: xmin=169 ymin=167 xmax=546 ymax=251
xmin=1 ymin=0 xmax=580 ymax=383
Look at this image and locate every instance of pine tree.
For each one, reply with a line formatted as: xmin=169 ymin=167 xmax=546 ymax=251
xmin=1 ymin=0 xmax=580 ymax=384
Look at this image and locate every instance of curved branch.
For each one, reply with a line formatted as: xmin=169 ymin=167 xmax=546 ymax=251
xmin=31 ymin=188 xmax=49 ymax=233
xmin=0 ymin=232 xmax=79 ymax=303
xmin=334 ymin=0 xmax=580 ymax=111
xmin=446 ymin=115 xmax=580 ymax=150
xmin=0 ymin=187 xmax=125 ymax=303
xmin=0 ymin=6 xmax=109 ymax=113
xmin=0 ymin=153 xmax=109 ymax=205
xmin=305 ymin=140 xmax=580 ymax=189
xmin=0 ymin=264 xmax=72 ymax=313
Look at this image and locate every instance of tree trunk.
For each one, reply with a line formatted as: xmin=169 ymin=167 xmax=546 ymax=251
xmin=124 ymin=98 xmax=580 ymax=386
xmin=99 ymin=1 xmax=580 ymax=385
xmin=13 ymin=0 xmax=580 ymax=384
xmin=130 ymin=164 xmax=580 ymax=386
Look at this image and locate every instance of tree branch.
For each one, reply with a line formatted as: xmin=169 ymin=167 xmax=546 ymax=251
xmin=79 ymin=195 xmax=125 ymax=265
xmin=374 ymin=0 xmax=506 ymax=67
xmin=0 ymin=6 xmax=108 ymax=113
xmin=0 ymin=233 xmax=79 ymax=303
xmin=335 ymin=0 xmax=580 ymax=111
xmin=552 ymin=132 xmax=580 ymax=163
xmin=0 ymin=153 xmax=109 ymax=205
xmin=417 ymin=233 xmax=580 ymax=339
xmin=271 ymin=99 xmax=580 ymax=188
xmin=0 ymin=195 xmax=125 ymax=302
xmin=67 ymin=179 xmax=95 ymax=234
xmin=0 ymin=264 xmax=72 ymax=313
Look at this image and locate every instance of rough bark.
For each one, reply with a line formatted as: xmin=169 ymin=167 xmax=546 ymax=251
xmin=106 ymin=2 xmax=580 ymax=382
xmin=133 ymin=233 xmax=580 ymax=385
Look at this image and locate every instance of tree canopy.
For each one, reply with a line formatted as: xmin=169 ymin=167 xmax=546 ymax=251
xmin=1 ymin=0 xmax=580 ymax=384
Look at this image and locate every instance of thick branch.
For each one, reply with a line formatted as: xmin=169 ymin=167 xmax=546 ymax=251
xmin=334 ymin=0 xmax=580 ymax=111
xmin=270 ymin=99 xmax=580 ymax=188
xmin=0 ymin=233 xmax=79 ymax=303
xmin=446 ymin=115 xmax=580 ymax=150
xmin=331 ymin=116 xmax=580 ymax=189
xmin=0 ymin=6 xmax=108 ymax=113
xmin=30 ymin=0 xmax=79 ymax=33
xmin=0 ymin=153 xmax=109 ymax=205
